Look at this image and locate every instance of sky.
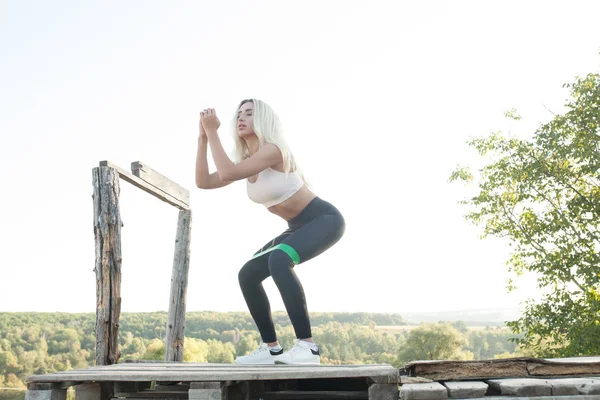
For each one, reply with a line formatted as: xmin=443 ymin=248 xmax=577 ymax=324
xmin=1 ymin=0 xmax=599 ymax=316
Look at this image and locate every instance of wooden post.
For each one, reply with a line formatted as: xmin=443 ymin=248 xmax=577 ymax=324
xmin=190 ymin=382 xmax=222 ymax=400
xmin=75 ymin=383 xmax=103 ymax=400
xmin=92 ymin=166 xmax=123 ymax=365
xmin=369 ymin=384 xmax=399 ymax=400
xmin=165 ymin=209 xmax=192 ymax=361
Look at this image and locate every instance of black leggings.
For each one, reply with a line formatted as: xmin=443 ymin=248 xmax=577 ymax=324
xmin=238 ymin=197 xmax=345 ymax=342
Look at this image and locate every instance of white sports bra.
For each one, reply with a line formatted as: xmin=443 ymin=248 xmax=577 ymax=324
xmin=247 ymin=168 xmax=304 ymax=208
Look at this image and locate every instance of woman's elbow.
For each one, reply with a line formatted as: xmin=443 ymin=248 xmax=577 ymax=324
xmin=196 ymin=178 xmax=211 ymax=189
xmin=218 ymin=171 xmax=236 ymax=182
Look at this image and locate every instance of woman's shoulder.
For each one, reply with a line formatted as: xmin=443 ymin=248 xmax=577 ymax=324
xmin=261 ymin=142 xmax=283 ymax=154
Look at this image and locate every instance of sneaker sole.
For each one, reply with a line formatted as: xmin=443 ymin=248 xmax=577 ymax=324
xmin=274 ymin=360 xmax=321 ymax=365
xmin=234 ymin=360 xmax=276 ymax=365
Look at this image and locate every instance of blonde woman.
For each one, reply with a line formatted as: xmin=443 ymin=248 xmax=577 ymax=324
xmin=195 ymin=99 xmax=345 ymax=365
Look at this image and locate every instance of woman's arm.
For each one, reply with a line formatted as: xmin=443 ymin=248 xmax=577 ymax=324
xmin=201 ymin=108 xmax=282 ymax=182
xmin=206 ymin=133 xmax=282 ymax=182
xmin=195 ymin=122 xmax=232 ymax=189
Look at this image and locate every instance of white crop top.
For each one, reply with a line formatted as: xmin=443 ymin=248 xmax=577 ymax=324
xmin=247 ymin=168 xmax=304 ymax=208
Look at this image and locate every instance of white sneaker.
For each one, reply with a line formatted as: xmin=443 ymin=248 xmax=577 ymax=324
xmin=275 ymin=339 xmax=321 ymax=365
xmin=234 ymin=342 xmax=284 ymax=365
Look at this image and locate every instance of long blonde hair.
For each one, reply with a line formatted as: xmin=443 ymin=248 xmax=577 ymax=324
xmin=231 ymin=99 xmax=305 ymax=181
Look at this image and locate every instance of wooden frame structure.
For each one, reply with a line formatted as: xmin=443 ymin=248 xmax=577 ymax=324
xmin=24 ymin=159 xmax=401 ymax=400
xmin=92 ymin=160 xmax=192 ymax=365
xmin=25 ymin=363 xmax=400 ymax=400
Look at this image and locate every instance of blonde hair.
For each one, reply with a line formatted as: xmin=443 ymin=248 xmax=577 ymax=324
xmin=231 ymin=99 xmax=305 ymax=181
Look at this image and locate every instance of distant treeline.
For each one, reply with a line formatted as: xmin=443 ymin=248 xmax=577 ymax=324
xmin=0 ymin=312 xmax=522 ymax=390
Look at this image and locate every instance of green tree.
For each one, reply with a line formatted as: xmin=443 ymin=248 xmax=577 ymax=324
xmin=396 ymin=323 xmax=472 ymax=366
xmin=466 ymin=328 xmax=520 ymax=359
xmin=206 ymin=340 xmax=235 ymax=363
xmin=450 ymin=72 xmax=600 ymax=357
xmin=142 ymin=339 xmax=165 ymax=360
xmin=183 ymin=338 xmax=208 ymax=362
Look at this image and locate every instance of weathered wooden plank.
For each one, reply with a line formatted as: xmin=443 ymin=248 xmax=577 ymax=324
xmin=165 ymin=209 xmax=192 ymax=362
xmin=27 ymin=370 xmax=394 ymax=381
xmin=29 ymin=366 xmax=395 ymax=373
xmin=405 ymin=357 xmax=600 ymax=380
xmin=49 ymin=366 xmax=394 ymax=375
xmin=131 ymin=162 xmax=189 ymax=206
xmin=99 ymin=161 xmax=189 ymax=210
xmin=261 ymin=390 xmax=368 ymax=399
xmin=29 ymin=365 xmax=395 ymax=375
xmin=528 ymin=361 xmax=600 ymax=376
xmin=27 ymin=365 xmax=399 ymax=383
xmin=406 ymin=359 xmax=528 ymax=381
xmin=93 ymin=166 xmax=122 ymax=366
xmin=84 ymin=363 xmax=394 ymax=369
xmin=115 ymin=391 xmax=189 ymax=399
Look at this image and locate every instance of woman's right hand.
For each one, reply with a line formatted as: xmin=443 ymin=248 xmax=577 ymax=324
xmin=199 ymin=112 xmax=206 ymax=138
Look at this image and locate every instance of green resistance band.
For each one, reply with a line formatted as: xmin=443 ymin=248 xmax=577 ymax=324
xmin=250 ymin=243 xmax=301 ymax=264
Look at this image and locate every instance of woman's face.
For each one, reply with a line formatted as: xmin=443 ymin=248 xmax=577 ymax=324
xmin=237 ymin=102 xmax=255 ymax=137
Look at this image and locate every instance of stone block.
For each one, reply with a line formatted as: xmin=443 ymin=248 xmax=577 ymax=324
xmin=487 ymin=378 xmax=551 ymax=397
xmin=443 ymin=381 xmax=488 ymax=398
xmin=401 ymin=382 xmax=448 ymax=400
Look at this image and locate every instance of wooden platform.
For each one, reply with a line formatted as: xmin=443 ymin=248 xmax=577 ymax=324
xmin=25 ymin=362 xmax=399 ymax=400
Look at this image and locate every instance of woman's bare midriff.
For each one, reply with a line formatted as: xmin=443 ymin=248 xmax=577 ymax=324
xmin=267 ymin=185 xmax=317 ymax=221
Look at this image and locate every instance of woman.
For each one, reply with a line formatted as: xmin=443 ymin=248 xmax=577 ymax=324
xmin=195 ymin=99 xmax=345 ymax=365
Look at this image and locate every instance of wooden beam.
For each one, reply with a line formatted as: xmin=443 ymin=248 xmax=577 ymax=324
xmin=404 ymin=357 xmax=600 ymax=381
xmin=165 ymin=209 xmax=192 ymax=362
xmin=75 ymin=383 xmax=103 ymax=400
xmin=260 ymin=390 xmax=368 ymax=400
xmin=368 ymin=384 xmax=398 ymax=400
xmin=131 ymin=161 xmax=189 ymax=206
xmin=92 ymin=167 xmax=123 ymax=366
xmin=99 ymin=161 xmax=189 ymax=210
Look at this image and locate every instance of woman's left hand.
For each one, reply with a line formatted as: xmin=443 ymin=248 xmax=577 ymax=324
xmin=200 ymin=108 xmax=221 ymax=134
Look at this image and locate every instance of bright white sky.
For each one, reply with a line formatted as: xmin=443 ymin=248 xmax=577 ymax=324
xmin=1 ymin=1 xmax=599 ymax=316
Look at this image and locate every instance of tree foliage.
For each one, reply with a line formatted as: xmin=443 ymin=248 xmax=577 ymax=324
xmin=0 ymin=312 xmax=520 ymax=389
xmin=451 ymin=72 xmax=600 ymax=356
xmin=397 ymin=323 xmax=472 ymax=365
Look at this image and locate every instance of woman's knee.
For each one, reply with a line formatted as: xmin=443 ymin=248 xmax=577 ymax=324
xmin=238 ymin=259 xmax=266 ymax=288
xmin=238 ymin=262 xmax=254 ymax=287
xmin=268 ymin=250 xmax=294 ymax=277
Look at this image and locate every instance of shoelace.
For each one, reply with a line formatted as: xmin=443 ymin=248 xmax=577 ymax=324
xmin=289 ymin=339 xmax=307 ymax=354
xmin=249 ymin=342 xmax=268 ymax=355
